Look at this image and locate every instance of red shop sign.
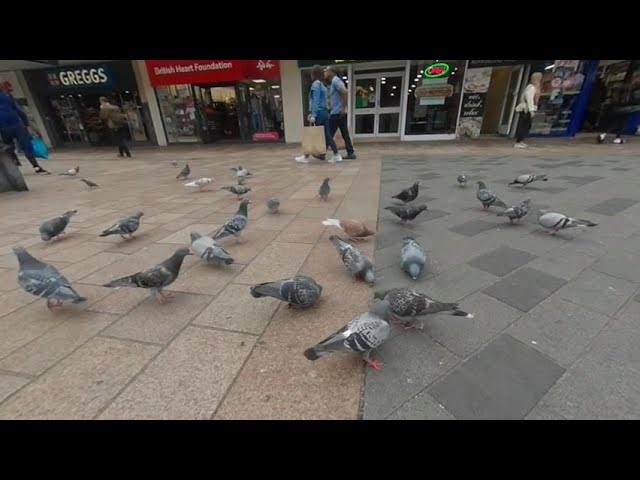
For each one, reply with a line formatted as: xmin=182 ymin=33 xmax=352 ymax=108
xmin=145 ymin=60 xmax=280 ymax=87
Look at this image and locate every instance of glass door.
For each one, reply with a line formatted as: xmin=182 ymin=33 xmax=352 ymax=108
xmin=498 ymin=66 xmax=525 ymax=135
xmin=352 ymin=73 xmax=404 ymax=137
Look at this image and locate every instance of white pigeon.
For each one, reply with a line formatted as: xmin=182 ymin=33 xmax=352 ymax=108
xmin=59 ymin=166 xmax=79 ymax=176
xmin=537 ymin=209 xmax=598 ymax=235
xmin=184 ymin=177 xmax=213 ymax=191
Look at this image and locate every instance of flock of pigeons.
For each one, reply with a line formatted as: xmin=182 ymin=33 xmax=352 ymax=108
xmin=9 ymin=159 xmax=602 ymax=373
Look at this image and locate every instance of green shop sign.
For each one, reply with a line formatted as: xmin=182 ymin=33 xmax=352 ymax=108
xmin=423 ymin=62 xmax=450 ymax=78
xmin=297 ymin=60 xmax=376 ymax=68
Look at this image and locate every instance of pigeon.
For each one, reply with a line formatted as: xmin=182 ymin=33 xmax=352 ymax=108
xmin=250 ymin=275 xmax=322 ymax=308
xmin=81 ymin=178 xmax=99 ymax=188
xmin=211 ymin=199 xmax=251 ymax=243
xmin=476 ymin=181 xmax=508 ymax=210
xmin=266 ymin=197 xmax=280 ymax=213
xmin=184 ymin=177 xmax=213 ymax=190
xmin=176 ymin=163 xmax=190 ymax=180
xmin=322 ymin=218 xmax=375 ymax=242
xmin=384 ymin=204 xmax=428 ymax=222
xmin=401 ymin=236 xmax=427 ymax=280
xmin=537 ymin=209 xmax=598 ymax=235
xmin=329 ymin=235 xmax=375 ymax=286
xmin=13 ymin=246 xmax=87 ymax=309
xmin=319 ymin=177 xmax=331 ymax=201
xmin=375 ymin=287 xmax=473 ymax=330
xmin=189 ymin=232 xmax=234 ymax=266
xmin=59 ymin=166 xmax=79 ymax=176
xmin=232 ymin=166 xmax=252 ymax=184
xmin=222 ymin=185 xmax=251 ymax=200
xmin=457 ymin=173 xmax=468 ymax=187
xmin=497 ymin=199 xmax=530 ymax=224
xmin=509 ymin=174 xmax=548 ymax=187
xmin=303 ymin=299 xmax=392 ymax=370
xmin=103 ymin=247 xmax=192 ymax=303
xmin=39 ymin=210 xmax=77 ymax=241
xmin=99 ymin=212 xmax=144 ymax=239
xmin=171 ymin=160 xmax=178 ymax=167
xmin=392 ymin=182 xmax=420 ymax=203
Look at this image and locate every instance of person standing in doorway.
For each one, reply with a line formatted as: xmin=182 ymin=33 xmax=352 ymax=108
xmin=99 ymin=96 xmax=131 ymax=158
xmin=295 ymin=65 xmax=339 ymax=163
xmin=513 ymin=72 xmax=542 ymax=148
xmin=325 ymin=66 xmax=356 ymax=162
xmin=0 ymin=81 xmax=50 ymax=174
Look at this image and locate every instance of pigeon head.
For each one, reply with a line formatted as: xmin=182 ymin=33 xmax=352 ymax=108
xmin=328 ymin=235 xmax=344 ymax=246
xmin=522 ymin=199 xmax=531 ymax=206
xmin=373 ymin=289 xmax=390 ymax=300
xmin=537 ymin=209 xmax=548 ymax=216
xmin=135 ymin=212 xmax=144 ymax=218
xmin=413 ymin=181 xmax=421 ymax=187
xmin=539 ymin=175 xmax=549 ymax=181
xmin=237 ymin=199 xmax=252 ymax=216
xmin=416 ymin=204 xmax=428 ymax=212
xmin=12 ymin=246 xmax=38 ymax=266
xmin=322 ymin=177 xmax=330 ymax=184
xmin=402 ymin=236 xmax=417 ymax=244
xmin=173 ymin=247 xmax=193 ymax=258
xmin=477 ymin=181 xmax=487 ymax=189
xmin=62 ymin=210 xmax=78 ymax=218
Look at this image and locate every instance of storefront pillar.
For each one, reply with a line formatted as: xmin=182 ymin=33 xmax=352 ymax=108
xmin=280 ymin=60 xmax=303 ymax=143
xmin=132 ymin=60 xmax=167 ymax=146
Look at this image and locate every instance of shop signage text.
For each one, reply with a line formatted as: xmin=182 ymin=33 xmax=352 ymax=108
xmin=46 ymin=64 xmax=113 ymax=89
xmin=145 ymin=60 xmax=280 ymax=87
xmin=424 ymin=63 xmax=450 ymax=78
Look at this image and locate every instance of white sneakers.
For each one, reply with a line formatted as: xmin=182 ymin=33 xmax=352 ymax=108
xmin=328 ymin=154 xmax=343 ymax=163
xmin=295 ymin=155 xmax=309 ymax=164
xmin=514 ymin=142 xmax=528 ymax=148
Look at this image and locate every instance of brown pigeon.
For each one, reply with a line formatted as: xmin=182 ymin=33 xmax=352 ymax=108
xmin=322 ymin=218 xmax=375 ymax=242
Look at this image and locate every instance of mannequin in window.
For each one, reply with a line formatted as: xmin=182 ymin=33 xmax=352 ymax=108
xmin=513 ymin=72 xmax=542 ymax=148
xmin=249 ymin=91 xmax=263 ymax=132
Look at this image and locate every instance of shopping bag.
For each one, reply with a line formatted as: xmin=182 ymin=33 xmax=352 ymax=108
xmin=31 ymin=136 xmax=49 ymax=160
xmin=334 ymin=126 xmax=354 ymax=150
xmin=302 ymin=126 xmax=326 ymax=156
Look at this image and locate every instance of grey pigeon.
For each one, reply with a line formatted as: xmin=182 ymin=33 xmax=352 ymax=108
xmin=211 ymin=199 xmax=251 ymax=243
xmin=266 ymin=197 xmax=280 ymax=213
xmin=81 ymin=178 xmax=99 ymax=188
xmin=329 ymin=235 xmax=375 ymax=286
xmin=189 ymin=232 xmax=234 ymax=266
xmin=457 ymin=173 xmax=468 ymax=187
xmin=250 ymin=275 xmax=322 ymax=308
xmin=375 ymin=287 xmax=473 ymax=330
xmin=222 ymin=185 xmax=251 ymax=200
xmin=303 ymin=299 xmax=392 ymax=370
xmin=13 ymin=246 xmax=87 ymax=309
xmin=497 ymin=199 xmax=530 ymax=224
xmin=509 ymin=174 xmax=548 ymax=187
xmin=392 ymin=182 xmax=420 ymax=203
xmin=59 ymin=166 xmax=79 ymax=176
xmin=103 ymin=247 xmax=192 ymax=303
xmin=100 ymin=212 xmax=144 ymax=239
xmin=232 ymin=166 xmax=252 ymax=177
xmin=319 ymin=177 xmax=331 ymax=201
xmin=176 ymin=163 xmax=190 ymax=180
xmin=537 ymin=209 xmax=598 ymax=235
xmin=401 ymin=236 xmax=427 ymax=280
xmin=171 ymin=160 xmax=178 ymax=167
xmin=384 ymin=204 xmax=428 ymax=222
xmin=476 ymin=181 xmax=508 ymax=210
xmin=39 ymin=210 xmax=77 ymax=241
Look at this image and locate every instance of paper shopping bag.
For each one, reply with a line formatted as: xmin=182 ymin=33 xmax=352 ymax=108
xmin=302 ymin=126 xmax=326 ymax=156
xmin=334 ymin=126 xmax=354 ymax=150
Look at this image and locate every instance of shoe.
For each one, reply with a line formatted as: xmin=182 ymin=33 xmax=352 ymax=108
xmin=514 ymin=142 xmax=527 ymax=148
xmin=329 ymin=154 xmax=343 ymax=163
xmin=295 ymin=155 xmax=309 ymax=164
xmin=34 ymin=166 xmax=50 ymax=175
xmin=344 ymin=153 xmax=357 ymax=160
xmin=613 ymin=137 xmax=624 ymax=144
xmin=597 ymin=133 xmax=606 ymax=144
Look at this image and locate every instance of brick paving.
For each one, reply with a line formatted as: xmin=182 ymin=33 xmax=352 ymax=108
xmin=0 ymin=137 xmax=638 ymax=419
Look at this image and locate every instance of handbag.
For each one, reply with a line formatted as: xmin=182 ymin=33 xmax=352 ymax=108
xmin=302 ymin=126 xmax=326 ymax=156
xmin=31 ymin=136 xmax=49 ymax=159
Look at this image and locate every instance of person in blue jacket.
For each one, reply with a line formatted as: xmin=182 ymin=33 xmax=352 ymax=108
xmin=295 ymin=65 xmax=339 ymax=164
xmin=0 ymin=81 xmax=49 ymax=174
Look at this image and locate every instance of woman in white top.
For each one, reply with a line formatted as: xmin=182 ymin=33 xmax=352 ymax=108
xmin=514 ymin=72 xmax=542 ymax=148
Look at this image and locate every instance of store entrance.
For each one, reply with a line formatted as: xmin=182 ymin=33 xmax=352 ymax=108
xmin=352 ymin=71 xmax=404 ymax=137
xmin=480 ymin=65 xmax=527 ymax=135
xmin=193 ymin=84 xmax=243 ymax=143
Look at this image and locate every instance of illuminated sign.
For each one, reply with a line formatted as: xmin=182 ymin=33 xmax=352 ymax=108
xmin=423 ymin=63 xmax=450 ymax=78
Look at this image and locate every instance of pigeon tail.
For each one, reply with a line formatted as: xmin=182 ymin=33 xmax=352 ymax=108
xmin=72 ymin=296 xmax=88 ymax=304
xmin=494 ymin=198 xmax=508 ymax=209
xmin=103 ymin=275 xmax=137 ymax=288
xmin=578 ymin=219 xmax=598 ymax=227
xmin=451 ymin=308 xmax=472 ymax=317
xmin=303 ymin=347 xmax=327 ymax=361
xmin=322 ymin=218 xmax=342 ymax=229
xmin=250 ymin=282 xmax=280 ymax=299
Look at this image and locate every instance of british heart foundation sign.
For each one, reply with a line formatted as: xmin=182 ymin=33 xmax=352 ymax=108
xmin=145 ymin=60 xmax=280 ymax=87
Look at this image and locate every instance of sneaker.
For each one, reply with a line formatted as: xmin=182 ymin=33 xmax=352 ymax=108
xmin=328 ymin=154 xmax=343 ymax=163
xmin=343 ymin=153 xmax=357 ymax=160
xmin=34 ymin=166 xmax=50 ymax=175
xmin=295 ymin=155 xmax=309 ymax=164
xmin=613 ymin=137 xmax=624 ymax=144
xmin=514 ymin=142 xmax=527 ymax=148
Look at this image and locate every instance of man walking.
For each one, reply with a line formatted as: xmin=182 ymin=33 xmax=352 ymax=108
xmin=325 ymin=66 xmax=356 ymax=162
xmin=99 ymin=97 xmax=131 ymax=158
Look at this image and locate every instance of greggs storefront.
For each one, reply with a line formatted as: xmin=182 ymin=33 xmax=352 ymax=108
xmin=145 ymin=60 xmax=284 ymax=144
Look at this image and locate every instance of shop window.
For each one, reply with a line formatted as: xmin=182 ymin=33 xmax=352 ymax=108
xmin=300 ymin=66 xmax=349 ymax=122
xmin=404 ymin=60 xmax=465 ymax=135
xmin=246 ymin=80 xmax=284 ymax=141
xmin=156 ymin=84 xmax=200 ymax=143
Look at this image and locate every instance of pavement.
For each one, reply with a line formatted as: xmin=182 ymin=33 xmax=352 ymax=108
xmin=0 ymin=137 xmax=639 ymax=419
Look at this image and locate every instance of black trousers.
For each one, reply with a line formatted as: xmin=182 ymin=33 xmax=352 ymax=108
xmin=111 ymin=128 xmax=131 ymax=157
xmin=328 ymin=113 xmax=355 ymax=156
xmin=515 ymin=112 xmax=532 ymax=143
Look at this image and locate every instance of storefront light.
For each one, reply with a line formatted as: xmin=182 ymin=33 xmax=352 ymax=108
xmin=271 ymin=85 xmax=280 ymax=89
xmin=392 ymin=85 xmax=397 ymax=89
xmin=390 ymin=93 xmax=395 ymax=96
xmin=252 ymin=79 xmax=267 ymax=83
xmin=342 ymin=76 xmax=347 ymax=80
xmin=381 ymin=77 xmax=386 ymax=81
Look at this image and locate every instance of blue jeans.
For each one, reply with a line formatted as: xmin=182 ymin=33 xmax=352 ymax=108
xmin=0 ymin=124 xmax=39 ymax=168
xmin=315 ymin=110 xmax=338 ymax=155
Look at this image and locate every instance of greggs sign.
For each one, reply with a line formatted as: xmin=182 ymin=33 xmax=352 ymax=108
xmin=145 ymin=60 xmax=280 ymax=87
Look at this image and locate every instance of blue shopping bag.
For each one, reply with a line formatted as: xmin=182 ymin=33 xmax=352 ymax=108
xmin=31 ymin=136 xmax=49 ymax=159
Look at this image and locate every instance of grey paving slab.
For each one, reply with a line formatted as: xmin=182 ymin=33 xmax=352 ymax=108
xmin=411 ymin=209 xmax=451 ymax=224
xmin=362 ymin=331 xmax=460 ymax=420
xmin=449 ymin=219 xmax=499 ymax=237
xmin=416 ymin=173 xmax=442 ymax=181
xmin=428 ymin=334 xmax=566 ymax=420
xmin=483 ymin=267 xmax=567 ymax=312
xmin=422 ymin=263 xmax=499 ymax=302
xmin=525 ymin=402 xmax=567 ymax=420
xmin=386 ymin=391 xmax=456 ymax=420
xmin=611 ymin=167 xmax=632 ymax=172
xmin=507 ymin=296 xmax=611 ymax=367
xmin=0 ymin=373 xmax=29 ymax=404
xmin=585 ymin=198 xmax=639 ymax=216
xmin=467 ymin=246 xmax=537 ymax=277
xmin=591 ymin=250 xmax=640 ymax=283
xmin=556 ymin=175 xmax=604 ymax=186
xmin=542 ymin=322 xmax=640 ymax=419
xmin=555 ymin=269 xmax=637 ymax=316
xmin=526 ymin=245 xmax=598 ymax=281
xmin=374 ymin=228 xmax=410 ymax=251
